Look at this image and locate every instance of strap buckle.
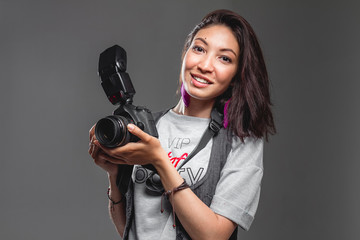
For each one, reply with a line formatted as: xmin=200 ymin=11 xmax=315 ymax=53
xmin=209 ymin=120 xmax=221 ymax=135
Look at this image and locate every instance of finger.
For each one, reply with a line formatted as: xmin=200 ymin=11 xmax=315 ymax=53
xmin=98 ymin=151 xmax=128 ymax=165
xmin=91 ymin=145 xmax=100 ymax=159
xmin=89 ymin=124 xmax=96 ymax=141
xmin=127 ymin=124 xmax=152 ymax=142
xmin=93 ymin=140 xmax=119 ymax=157
xmin=90 ymin=144 xmax=96 ymax=158
xmin=88 ymin=143 xmax=94 ymax=155
xmin=93 ymin=154 xmax=105 ymax=165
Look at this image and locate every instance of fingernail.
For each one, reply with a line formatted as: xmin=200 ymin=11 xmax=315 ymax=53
xmin=127 ymin=124 xmax=135 ymax=131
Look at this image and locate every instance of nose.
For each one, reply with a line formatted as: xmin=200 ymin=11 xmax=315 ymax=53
xmin=197 ymin=55 xmax=214 ymax=73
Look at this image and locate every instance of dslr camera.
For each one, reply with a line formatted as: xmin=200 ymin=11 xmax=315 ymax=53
xmin=95 ymin=45 xmax=158 ymax=192
xmin=95 ymin=45 xmax=158 ymax=147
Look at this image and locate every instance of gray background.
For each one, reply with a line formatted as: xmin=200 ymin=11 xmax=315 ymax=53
xmin=1 ymin=0 xmax=359 ymax=239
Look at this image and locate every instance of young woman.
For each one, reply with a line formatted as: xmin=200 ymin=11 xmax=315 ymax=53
xmin=89 ymin=9 xmax=275 ymax=240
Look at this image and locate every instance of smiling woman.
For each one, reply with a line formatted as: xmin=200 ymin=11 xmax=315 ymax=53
xmin=181 ymin=25 xmax=239 ymax=107
xmin=89 ymin=9 xmax=275 ymax=240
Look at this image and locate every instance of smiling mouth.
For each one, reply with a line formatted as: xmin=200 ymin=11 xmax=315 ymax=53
xmin=192 ymin=75 xmax=212 ymax=84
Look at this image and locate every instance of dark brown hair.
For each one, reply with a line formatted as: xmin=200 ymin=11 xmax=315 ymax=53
xmin=180 ymin=9 xmax=276 ymax=141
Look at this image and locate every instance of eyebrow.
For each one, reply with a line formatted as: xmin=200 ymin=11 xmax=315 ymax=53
xmin=194 ymin=37 xmax=237 ymax=57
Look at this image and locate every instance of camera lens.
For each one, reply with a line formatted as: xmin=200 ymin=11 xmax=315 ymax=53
xmin=95 ymin=115 xmax=132 ymax=148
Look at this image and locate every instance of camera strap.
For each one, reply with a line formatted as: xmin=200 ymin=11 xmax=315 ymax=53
xmin=176 ymin=108 xmax=222 ymax=170
xmin=145 ymin=108 xmax=223 ymax=195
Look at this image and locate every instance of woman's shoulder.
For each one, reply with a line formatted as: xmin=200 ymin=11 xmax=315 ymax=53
xmin=227 ymin=133 xmax=264 ymax=169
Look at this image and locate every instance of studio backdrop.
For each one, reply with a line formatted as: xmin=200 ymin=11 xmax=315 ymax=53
xmin=1 ymin=0 xmax=359 ymax=239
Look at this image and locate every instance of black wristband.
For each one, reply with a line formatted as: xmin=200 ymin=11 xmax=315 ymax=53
xmin=107 ymin=187 xmax=123 ymax=205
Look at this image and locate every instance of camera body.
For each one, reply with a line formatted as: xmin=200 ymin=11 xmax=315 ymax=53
xmin=95 ymin=45 xmax=158 ymax=148
xmin=95 ymin=104 xmax=158 ymax=148
xmin=94 ymin=45 xmax=158 ymax=192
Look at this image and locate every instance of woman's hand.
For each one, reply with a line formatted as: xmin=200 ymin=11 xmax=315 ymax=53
xmin=91 ymin=124 xmax=168 ymax=169
xmin=89 ymin=124 xmax=118 ymax=177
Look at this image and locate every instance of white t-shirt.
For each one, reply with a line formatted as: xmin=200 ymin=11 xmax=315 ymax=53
xmin=128 ymin=110 xmax=263 ymax=239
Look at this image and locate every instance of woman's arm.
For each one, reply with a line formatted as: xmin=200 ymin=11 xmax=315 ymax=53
xmin=94 ymin=124 xmax=237 ymax=240
xmin=154 ymin=148 xmax=237 ymax=240
xmin=89 ymin=126 xmax=126 ymax=237
xmin=107 ymin=174 xmax=126 ymax=237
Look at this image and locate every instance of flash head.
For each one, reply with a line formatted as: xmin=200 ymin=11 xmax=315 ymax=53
xmin=98 ymin=45 xmax=136 ymax=105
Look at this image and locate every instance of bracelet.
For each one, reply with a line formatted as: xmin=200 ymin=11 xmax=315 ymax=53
xmin=107 ymin=187 xmax=124 ymax=208
xmin=163 ymin=180 xmax=190 ymax=199
xmin=161 ymin=179 xmax=190 ymax=228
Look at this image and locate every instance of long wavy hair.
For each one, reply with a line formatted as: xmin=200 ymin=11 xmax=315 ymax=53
xmin=180 ymin=9 xmax=276 ymax=141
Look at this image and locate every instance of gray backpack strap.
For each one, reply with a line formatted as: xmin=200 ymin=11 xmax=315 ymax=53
xmin=122 ymin=180 xmax=134 ymax=240
xmin=176 ymin=108 xmax=222 ymax=170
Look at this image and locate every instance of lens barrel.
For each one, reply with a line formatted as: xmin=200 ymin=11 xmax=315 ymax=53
xmin=95 ymin=115 xmax=132 ymax=148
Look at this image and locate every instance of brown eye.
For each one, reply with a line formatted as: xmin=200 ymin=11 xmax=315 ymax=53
xmin=220 ymin=56 xmax=232 ymax=63
xmin=192 ymin=46 xmax=204 ymax=53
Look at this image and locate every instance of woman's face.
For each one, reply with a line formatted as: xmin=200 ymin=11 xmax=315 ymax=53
xmin=181 ymin=24 xmax=239 ymax=103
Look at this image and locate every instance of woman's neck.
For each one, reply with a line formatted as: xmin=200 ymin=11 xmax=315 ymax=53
xmin=173 ymin=97 xmax=215 ymax=118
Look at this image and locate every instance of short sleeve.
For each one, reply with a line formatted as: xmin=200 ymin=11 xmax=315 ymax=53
xmin=210 ymin=136 xmax=264 ymax=231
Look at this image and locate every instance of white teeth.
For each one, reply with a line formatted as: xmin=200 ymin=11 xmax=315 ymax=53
xmin=193 ymin=76 xmax=209 ymax=84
